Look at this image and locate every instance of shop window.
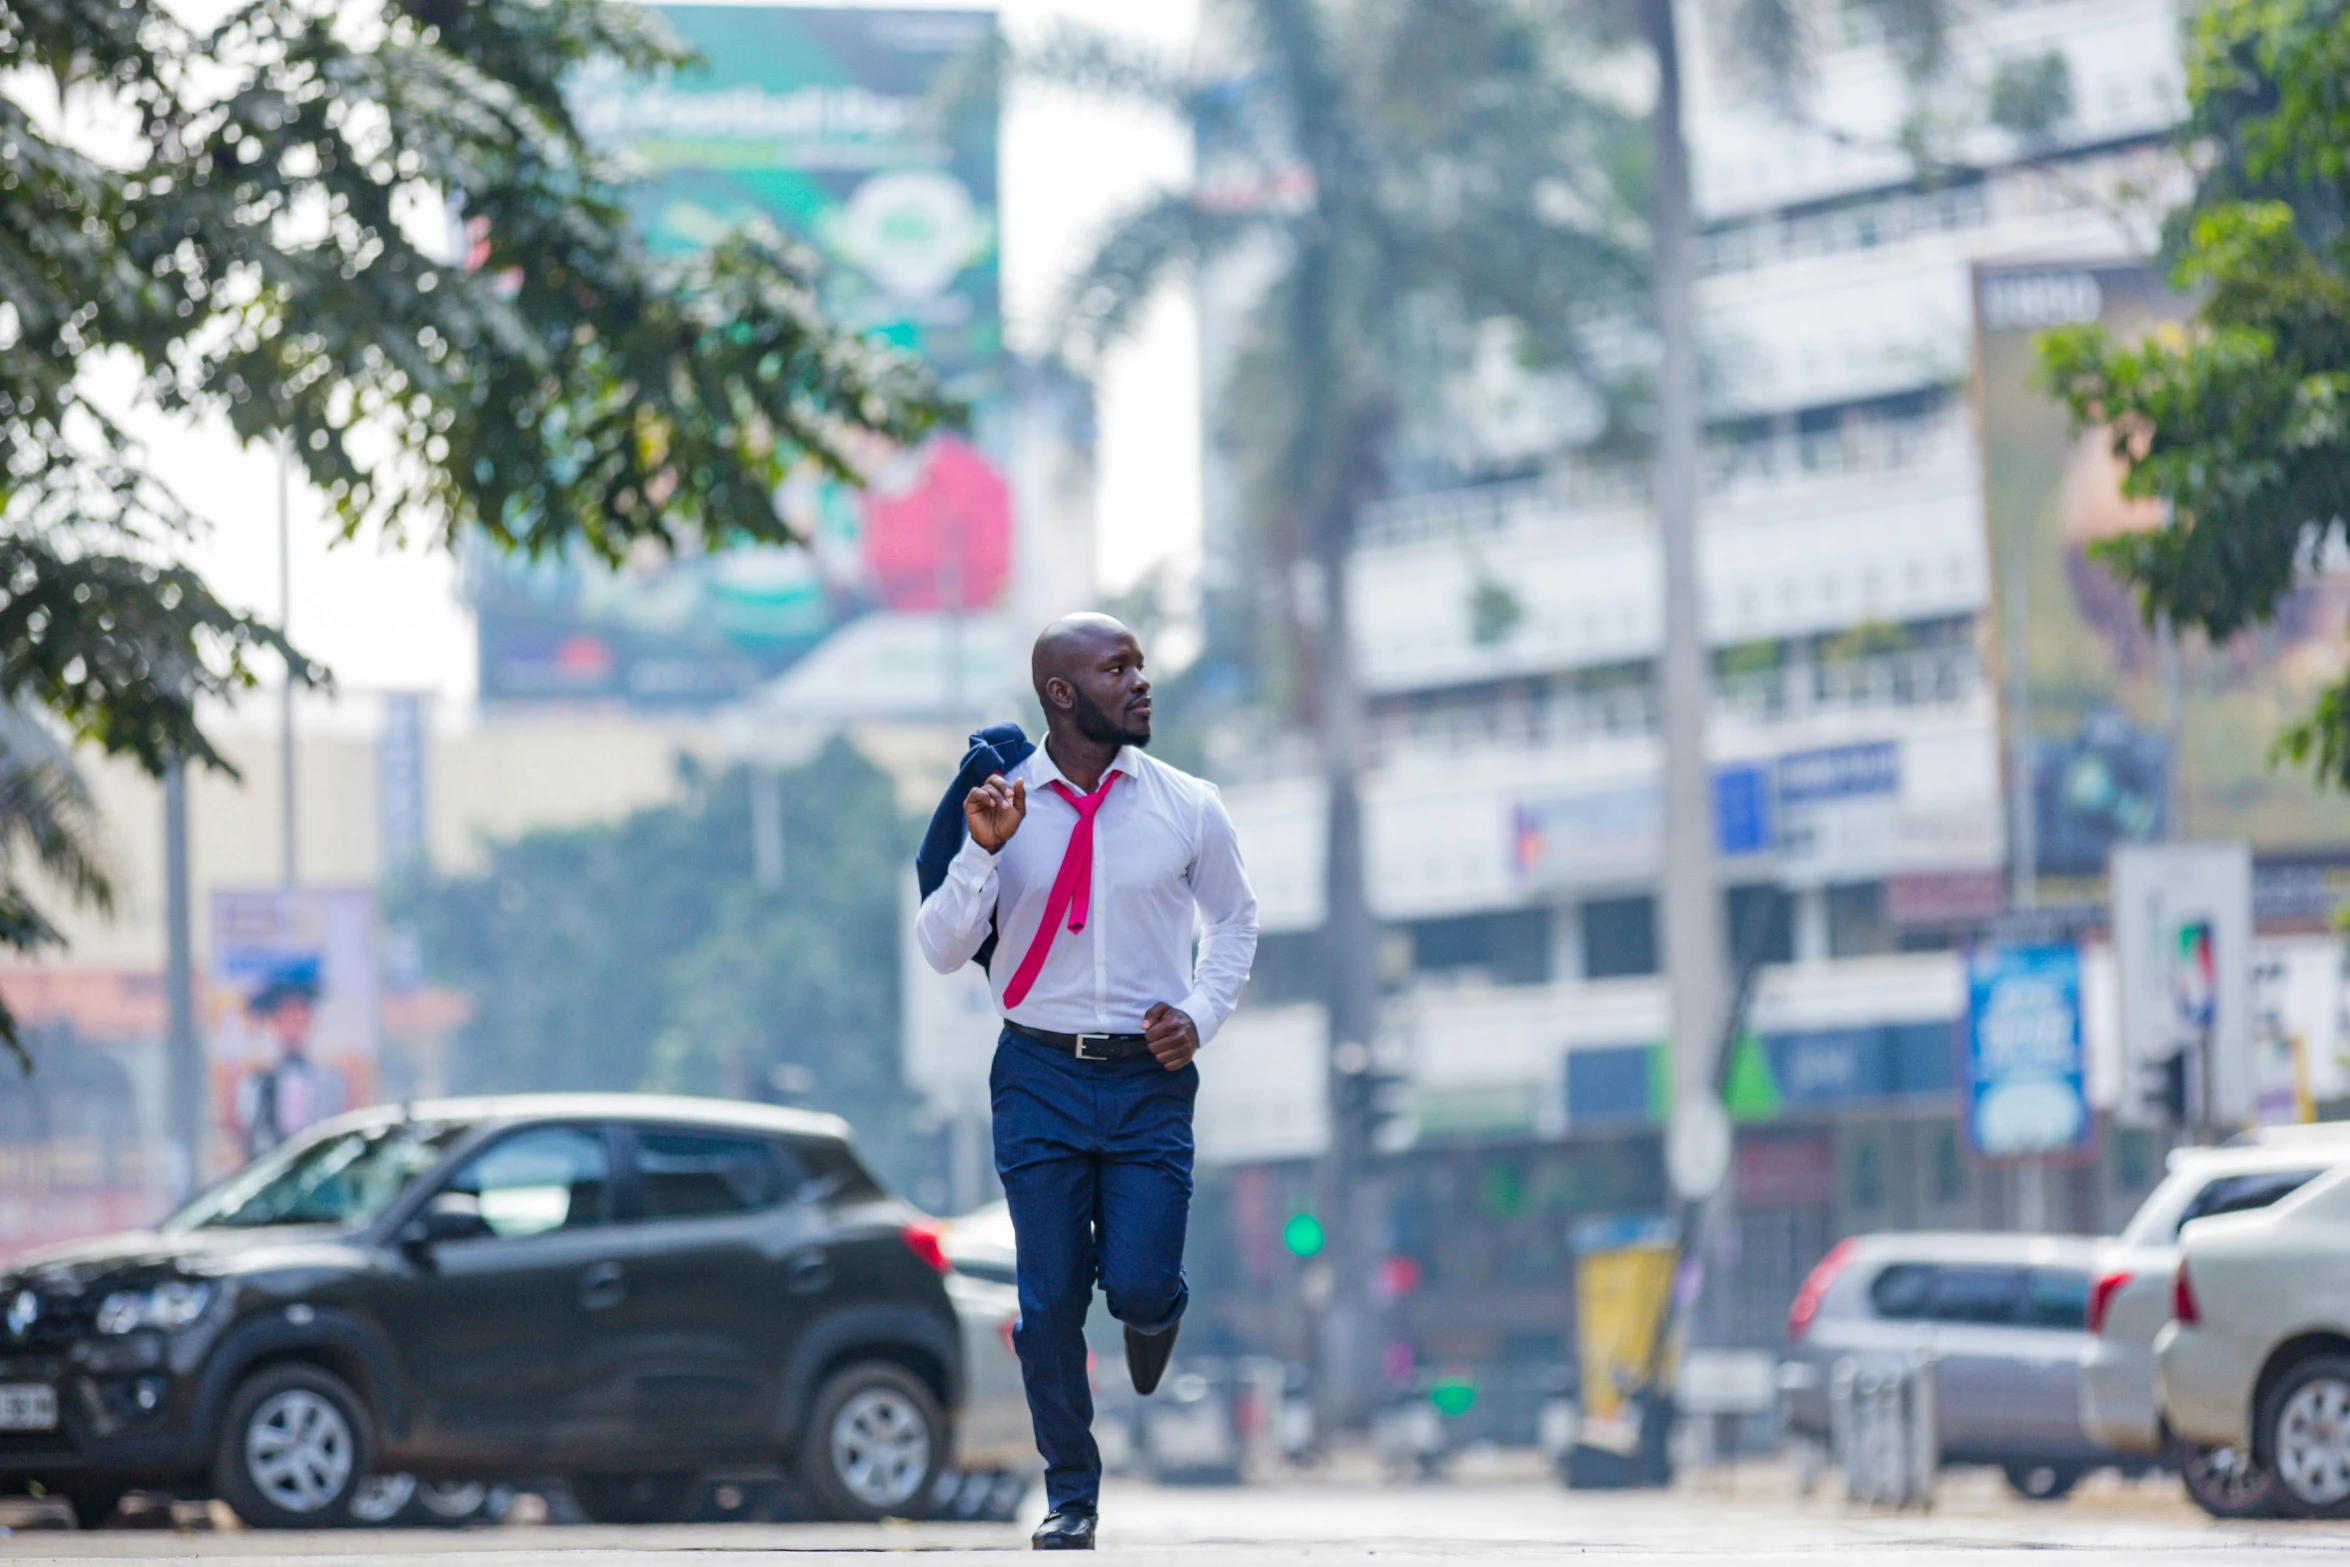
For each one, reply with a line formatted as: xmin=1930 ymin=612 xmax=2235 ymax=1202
xmin=1827 ymin=880 xmax=1895 ymax=958
xmin=2112 ymin=1125 xmax=2156 ymax=1191
xmin=1245 ymin=930 xmax=1324 ymax=1004
xmin=1848 ymin=1134 xmax=1885 ymax=1210
xmin=1407 ymin=910 xmax=1550 ymax=986
xmin=1726 ymin=884 xmax=1794 ymax=965
xmin=1930 ymin=1124 xmax=1968 ymax=1204
xmin=1582 ymin=895 xmax=1657 ymax=978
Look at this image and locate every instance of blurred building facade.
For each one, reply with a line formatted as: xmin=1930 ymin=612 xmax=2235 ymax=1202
xmin=1179 ymin=0 xmax=2350 ymax=1383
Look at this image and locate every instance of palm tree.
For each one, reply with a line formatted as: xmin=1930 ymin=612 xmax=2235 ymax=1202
xmin=1028 ymin=0 xmax=1644 ymax=1421
xmin=1040 ymin=0 xmax=1969 ymax=1420
xmin=0 ymin=707 xmax=115 ymax=1070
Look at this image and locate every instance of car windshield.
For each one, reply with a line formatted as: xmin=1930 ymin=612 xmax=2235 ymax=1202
xmin=166 ymin=1120 xmax=470 ymax=1231
xmin=2119 ymin=1164 xmax=2327 ymax=1246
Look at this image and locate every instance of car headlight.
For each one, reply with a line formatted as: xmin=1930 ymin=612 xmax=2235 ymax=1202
xmin=94 ymin=1281 xmax=213 ymax=1335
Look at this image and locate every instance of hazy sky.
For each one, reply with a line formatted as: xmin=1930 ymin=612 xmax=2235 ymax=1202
xmin=142 ymin=0 xmax=1203 ymax=723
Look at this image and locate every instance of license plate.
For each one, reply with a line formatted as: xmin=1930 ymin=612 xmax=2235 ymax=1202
xmin=0 ymin=1383 xmax=56 ymax=1431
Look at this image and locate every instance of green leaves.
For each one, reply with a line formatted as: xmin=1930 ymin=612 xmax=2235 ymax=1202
xmin=0 ymin=0 xmax=949 ymax=1059
xmin=1987 ymin=50 xmax=2074 ymax=142
xmin=2033 ymin=0 xmax=2350 ymax=786
xmin=1033 ymin=0 xmax=1644 ymax=710
xmin=7 ymin=0 xmax=950 ymax=562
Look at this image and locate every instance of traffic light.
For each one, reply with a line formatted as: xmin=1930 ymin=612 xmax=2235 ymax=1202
xmin=2140 ymin=1047 xmax=2190 ymax=1125
xmin=1282 ymin=1211 xmax=1326 ymax=1258
xmin=1331 ymin=1038 xmax=1413 ymax=1152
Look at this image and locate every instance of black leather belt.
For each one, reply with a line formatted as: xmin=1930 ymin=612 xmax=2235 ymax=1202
xmin=1006 ymin=1022 xmax=1153 ymax=1061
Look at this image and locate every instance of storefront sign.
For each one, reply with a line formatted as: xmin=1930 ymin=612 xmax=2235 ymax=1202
xmin=1736 ymin=1132 xmax=1836 ymax=1206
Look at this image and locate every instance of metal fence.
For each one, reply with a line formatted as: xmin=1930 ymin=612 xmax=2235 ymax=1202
xmin=1829 ymin=1350 xmax=1938 ymax=1508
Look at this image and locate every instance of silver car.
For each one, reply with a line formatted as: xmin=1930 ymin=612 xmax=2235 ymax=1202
xmin=2083 ymin=1136 xmax=2350 ymax=1517
xmin=1783 ymin=1232 xmax=2113 ymax=1499
xmin=935 ymin=1203 xmax=1038 ymax=1522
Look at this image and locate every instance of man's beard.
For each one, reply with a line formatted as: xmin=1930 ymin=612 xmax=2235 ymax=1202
xmin=1071 ymin=685 xmax=1150 ymax=747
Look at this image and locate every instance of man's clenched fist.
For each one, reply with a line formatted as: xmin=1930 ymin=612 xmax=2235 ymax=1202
xmin=1142 ymin=1003 xmax=1200 ymax=1071
xmin=965 ymin=771 xmax=1026 ymax=851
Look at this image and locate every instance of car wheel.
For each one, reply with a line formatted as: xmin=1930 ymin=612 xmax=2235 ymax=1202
xmin=797 ymin=1361 xmax=945 ymax=1522
xmin=414 ymin=1478 xmax=507 ymax=1526
xmin=930 ymin=1466 xmax=1029 ymax=1522
xmin=348 ymin=1472 xmax=417 ymax=1526
xmin=212 ymin=1363 xmax=372 ymax=1529
xmin=569 ymin=1471 xmax=699 ymax=1525
xmin=2001 ymin=1461 xmax=2084 ymax=1502
xmin=2262 ymin=1354 xmax=2350 ymax=1519
xmin=982 ymin=1470 xmax=1034 ymax=1523
xmin=2171 ymin=1432 xmax=2280 ymax=1519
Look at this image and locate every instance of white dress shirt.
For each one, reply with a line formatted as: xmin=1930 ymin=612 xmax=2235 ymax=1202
xmin=916 ymin=743 xmax=1259 ymax=1044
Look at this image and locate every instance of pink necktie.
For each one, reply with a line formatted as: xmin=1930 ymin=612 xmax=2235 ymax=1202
xmin=1000 ymin=771 xmax=1122 ymax=1008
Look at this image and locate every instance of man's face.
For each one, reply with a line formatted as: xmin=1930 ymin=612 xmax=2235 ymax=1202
xmin=267 ymin=999 xmax=314 ymax=1056
xmin=1064 ymin=630 xmax=1152 ymax=747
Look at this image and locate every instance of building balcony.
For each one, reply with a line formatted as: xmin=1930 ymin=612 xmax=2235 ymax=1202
xmin=1346 ymin=412 xmax=1988 ymax=698
xmin=1362 ymin=643 xmax=1985 ymax=768
xmin=1224 ymin=695 xmax=2005 ymax=933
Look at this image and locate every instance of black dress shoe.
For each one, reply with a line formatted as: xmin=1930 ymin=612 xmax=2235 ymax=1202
xmin=1031 ymin=1508 xmax=1097 ymax=1550
xmin=1125 ymin=1317 xmax=1180 ymax=1395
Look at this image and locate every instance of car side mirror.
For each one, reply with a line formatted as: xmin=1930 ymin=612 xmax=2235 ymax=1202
xmin=400 ymin=1191 xmax=492 ymax=1260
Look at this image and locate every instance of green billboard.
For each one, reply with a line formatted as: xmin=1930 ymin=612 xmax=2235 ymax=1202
xmin=477 ymin=8 xmax=1007 ymax=708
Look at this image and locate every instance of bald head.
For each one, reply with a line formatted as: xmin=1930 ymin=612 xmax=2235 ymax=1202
xmin=1031 ymin=613 xmax=1134 ymax=699
xmin=1032 ymin=613 xmax=1153 ymax=751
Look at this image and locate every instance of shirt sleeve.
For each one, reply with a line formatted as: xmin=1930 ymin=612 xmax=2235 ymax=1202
xmin=915 ymin=834 xmax=1001 ymax=975
xmin=1178 ymin=786 xmax=1259 ymax=1046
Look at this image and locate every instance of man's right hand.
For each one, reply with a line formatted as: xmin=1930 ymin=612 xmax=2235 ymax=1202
xmin=964 ymin=772 xmax=1026 ymax=851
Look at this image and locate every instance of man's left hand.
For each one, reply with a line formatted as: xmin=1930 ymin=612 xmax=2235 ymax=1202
xmin=1141 ymin=1003 xmax=1199 ymax=1071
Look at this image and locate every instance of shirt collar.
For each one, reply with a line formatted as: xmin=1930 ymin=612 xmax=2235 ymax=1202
xmin=1031 ymin=741 xmax=1143 ymax=796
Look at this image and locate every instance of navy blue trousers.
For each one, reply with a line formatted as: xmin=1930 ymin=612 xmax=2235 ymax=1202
xmin=990 ymin=1028 xmax=1197 ymax=1512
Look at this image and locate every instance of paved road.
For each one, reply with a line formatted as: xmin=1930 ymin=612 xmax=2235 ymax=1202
xmin=7 ymin=1467 xmax=2347 ymax=1564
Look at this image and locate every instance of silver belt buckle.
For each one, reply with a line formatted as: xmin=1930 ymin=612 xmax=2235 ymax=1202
xmin=1073 ymin=1034 xmax=1110 ymax=1061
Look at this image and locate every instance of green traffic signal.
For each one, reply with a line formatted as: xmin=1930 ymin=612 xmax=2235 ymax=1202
xmin=1429 ymin=1376 xmax=1478 ymax=1417
xmin=1282 ymin=1211 xmax=1326 ymax=1258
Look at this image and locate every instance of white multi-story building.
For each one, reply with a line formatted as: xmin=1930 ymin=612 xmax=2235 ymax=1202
xmin=1190 ymin=0 xmax=2207 ymax=1353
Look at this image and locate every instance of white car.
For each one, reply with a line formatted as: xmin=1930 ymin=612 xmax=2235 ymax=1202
xmin=2157 ymin=1159 xmax=2350 ymax=1518
xmin=2084 ymin=1139 xmax=2350 ymax=1516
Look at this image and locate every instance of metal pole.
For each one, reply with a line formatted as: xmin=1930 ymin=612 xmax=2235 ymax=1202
xmin=1316 ymin=526 xmax=1381 ymax=1433
xmin=751 ymin=767 xmax=784 ymax=891
xmin=2157 ymin=608 xmax=2182 ymax=837
xmin=2018 ymin=1159 xmax=2048 ymax=1231
xmin=1645 ymin=0 xmax=1731 ymax=1153
xmin=278 ymin=435 xmax=297 ymax=889
xmin=163 ymin=762 xmax=202 ymax=1196
xmin=2003 ymin=479 xmax=2035 ymax=912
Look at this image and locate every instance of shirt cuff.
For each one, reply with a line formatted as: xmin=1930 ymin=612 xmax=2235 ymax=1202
xmin=951 ymin=834 xmax=1001 ymax=875
xmin=1176 ymin=989 xmax=1224 ymax=1047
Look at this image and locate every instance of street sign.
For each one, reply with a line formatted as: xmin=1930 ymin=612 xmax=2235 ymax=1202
xmin=2110 ymin=842 xmax=2253 ymax=1128
xmin=1666 ymin=1094 xmax=1733 ymax=1201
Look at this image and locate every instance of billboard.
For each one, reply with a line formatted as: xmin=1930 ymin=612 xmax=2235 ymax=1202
xmin=1963 ymin=943 xmax=2092 ymax=1160
xmin=479 ymin=8 xmax=1007 ymax=708
xmin=206 ymin=890 xmax=380 ymax=1175
xmin=1974 ymin=261 xmax=2350 ymax=884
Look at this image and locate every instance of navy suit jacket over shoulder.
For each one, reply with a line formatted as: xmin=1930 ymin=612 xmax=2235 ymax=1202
xmin=914 ymin=721 xmax=1034 ymax=969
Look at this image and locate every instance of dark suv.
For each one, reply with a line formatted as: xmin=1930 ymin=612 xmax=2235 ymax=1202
xmin=0 ymin=1095 xmax=965 ymax=1528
